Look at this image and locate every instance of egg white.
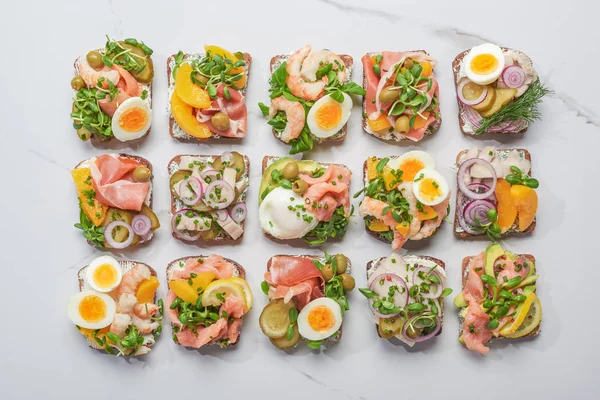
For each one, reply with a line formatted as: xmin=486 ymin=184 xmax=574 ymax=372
xmin=67 ymin=290 xmax=116 ymax=330
xmin=112 ymin=97 xmax=152 ymax=142
xmin=387 ymin=150 xmax=436 ymax=172
xmin=412 ymin=169 xmax=449 ymax=206
xmin=464 ymin=43 xmax=505 ymax=85
xmin=297 ymin=297 xmax=343 ymax=341
xmin=307 ymin=93 xmax=352 ymax=139
xmin=86 ymin=256 xmax=123 ymax=293
xmin=259 ymin=187 xmax=318 ymax=239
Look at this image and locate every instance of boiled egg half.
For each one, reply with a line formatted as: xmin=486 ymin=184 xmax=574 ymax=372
xmin=463 ymin=43 xmax=505 ymax=85
xmin=387 ymin=150 xmax=436 ymax=182
xmin=306 ymin=93 xmax=352 ymax=139
xmin=259 ymin=187 xmax=318 ymax=239
xmin=86 ymin=256 xmax=122 ymax=293
xmin=67 ymin=290 xmax=117 ymax=330
xmin=112 ymin=97 xmax=152 ymax=142
xmin=412 ymin=169 xmax=449 ymax=206
xmin=297 ymin=297 xmax=343 ymax=341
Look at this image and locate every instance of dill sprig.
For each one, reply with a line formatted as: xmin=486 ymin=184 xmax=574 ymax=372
xmin=476 ymin=79 xmax=551 ymax=135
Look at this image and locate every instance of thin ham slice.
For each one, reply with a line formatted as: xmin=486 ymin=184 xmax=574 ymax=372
xmin=265 ymin=256 xmax=323 ymax=288
xmin=98 ymin=65 xmax=143 ymax=117
xmin=268 ymin=277 xmax=320 ymax=307
xmin=196 ymin=84 xmax=247 ymax=138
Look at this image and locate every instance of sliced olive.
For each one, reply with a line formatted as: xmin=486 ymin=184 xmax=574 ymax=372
xmin=71 ymin=75 xmax=85 ymax=90
xmin=321 ymin=264 xmax=334 ymax=281
xmin=379 ymin=317 xmax=404 ymax=337
xmin=139 ymin=204 xmax=160 ymax=230
xmin=395 ymin=115 xmax=410 ymax=133
xmin=334 ymin=254 xmax=348 ymax=274
xmin=117 ymin=42 xmax=154 ymax=84
xmin=259 ymin=299 xmax=295 ymax=339
xmin=231 ymin=151 xmax=246 ymax=180
xmin=340 ymin=274 xmax=355 ymax=291
xmin=292 ymin=180 xmax=308 ymax=195
xmin=170 ymin=170 xmax=191 ymax=197
xmin=282 ymin=162 xmax=299 ymax=180
xmin=132 ymin=166 xmax=151 ymax=182
xmin=271 ymin=324 xmax=300 ymax=350
xmin=379 ymin=86 xmax=399 ymax=104
xmin=86 ymin=51 xmax=104 ymax=69
xmin=102 ymin=208 xmax=134 ymax=244
xmin=211 ymin=112 xmax=230 ymax=131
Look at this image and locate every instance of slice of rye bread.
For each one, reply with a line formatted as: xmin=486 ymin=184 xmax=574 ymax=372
xmin=459 ymin=254 xmax=540 ymax=340
xmin=360 ymin=156 xmax=445 ymax=244
xmin=453 ymin=148 xmax=536 ymax=238
xmin=452 ymin=47 xmax=532 ymax=135
xmin=77 ymin=261 xmax=159 ymax=354
xmin=362 ymin=50 xmax=441 ymax=142
xmin=366 ymin=255 xmax=445 ymax=340
xmin=166 ymin=52 xmax=252 ymax=142
xmin=73 ymin=51 xmax=154 ymax=144
xmin=73 ymin=154 xmax=155 ymax=248
xmin=266 ymin=254 xmax=350 ymax=345
xmin=166 ymin=256 xmax=247 ymax=348
xmin=168 ymin=154 xmax=250 ymax=243
xmin=268 ymin=53 xmax=353 ymax=145
xmin=260 ymin=156 xmax=351 ymax=242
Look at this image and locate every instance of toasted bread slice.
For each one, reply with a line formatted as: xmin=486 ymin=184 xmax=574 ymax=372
xmin=454 ymin=148 xmax=536 ymax=238
xmin=167 ymin=52 xmax=252 ymax=141
xmin=362 ymin=50 xmax=441 ymax=142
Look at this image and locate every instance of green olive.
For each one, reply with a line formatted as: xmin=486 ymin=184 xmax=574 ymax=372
xmin=404 ymin=58 xmax=414 ymax=69
xmin=211 ymin=112 xmax=230 ymax=131
xmin=71 ymin=75 xmax=85 ymax=90
xmin=405 ymin=324 xmax=422 ymax=340
xmin=395 ymin=115 xmax=410 ymax=133
xmin=86 ymin=51 xmax=104 ymax=69
xmin=321 ymin=264 xmax=334 ymax=281
xmin=334 ymin=254 xmax=348 ymax=274
xmin=282 ymin=162 xmax=299 ymax=180
xmin=292 ymin=179 xmax=308 ymax=195
xmin=132 ymin=166 xmax=151 ymax=182
xmin=340 ymin=274 xmax=355 ymax=291
xmin=379 ymin=87 xmax=399 ymax=104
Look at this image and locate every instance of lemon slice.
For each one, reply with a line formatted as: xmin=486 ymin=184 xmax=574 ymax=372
xmin=202 ymin=279 xmax=247 ymax=309
xmin=230 ymin=277 xmax=253 ymax=310
xmin=499 ymin=293 xmax=542 ymax=338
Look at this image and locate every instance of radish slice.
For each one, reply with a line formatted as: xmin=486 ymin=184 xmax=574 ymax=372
xmin=203 ymin=180 xmax=235 ymax=210
xmin=457 ymin=79 xmax=488 ymax=106
xmin=104 ymin=221 xmax=134 ymax=249
xmin=230 ymin=202 xmax=247 ymax=223
xmin=501 ymin=65 xmax=525 ymax=88
xmin=131 ymin=214 xmax=151 ymax=236
xmin=178 ymin=177 xmax=203 ymax=206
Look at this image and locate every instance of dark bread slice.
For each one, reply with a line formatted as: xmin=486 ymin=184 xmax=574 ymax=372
xmin=76 ymin=261 xmax=159 ymax=354
xmin=453 ymin=148 xmax=536 ymax=238
xmin=361 ymin=50 xmax=441 ymax=142
xmin=452 ymin=47 xmax=530 ymax=135
xmin=166 ymin=255 xmax=247 ymax=348
xmin=73 ymin=154 xmax=155 ymax=248
xmin=268 ymin=52 xmax=353 ymax=145
xmin=168 ymin=154 xmax=249 ymax=243
xmin=366 ymin=255 xmax=445 ymax=340
xmin=167 ymin=52 xmax=252 ymax=142
xmin=260 ymin=156 xmax=351 ymax=243
xmin=459 ymin=254 xmax=540 ymax=340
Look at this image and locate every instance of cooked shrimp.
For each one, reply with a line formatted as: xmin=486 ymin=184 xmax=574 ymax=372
xmin=133 ymin=346 xmax=151 ymax=356
xmin=301 ymin=49 xmax=347 ymax=83
xmin=397 ymin=182 xmax=422 ymax=239
xmin=117 ymin=264 xmax=151 ymax=297
xmin=286 ymin=45 xmax=326 ymax=101
xmin=110 ymin=313 xmax=132 ymax=338
xmin=131 ymin=315 xmax=159 ymax=334
xmin=359 ymin=197 xmax=407 ymax=250
xmin=77 ymin=56 xmax=120 ymax=88
xmin=116 ymin=293 xmax=137 ymax=314
xmin=133 ymin=303 xmax=159 ymax=319
xmin=269 ymin=96 xmax=306 ymax=142
xmin=411 ymin=194 xmax=450 ymax=240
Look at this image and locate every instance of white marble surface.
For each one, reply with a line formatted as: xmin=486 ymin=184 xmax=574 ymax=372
xmin=1 ymin=0 xmax=598 ymax=398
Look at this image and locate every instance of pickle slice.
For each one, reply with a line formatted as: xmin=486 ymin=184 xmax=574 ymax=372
xmin=259 ymin=299 xmax=295 ymax=339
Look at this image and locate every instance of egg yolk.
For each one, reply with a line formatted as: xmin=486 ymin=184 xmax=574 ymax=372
xmin=78 ymin=295 xmax=107 ymax=323
xmin=315 ymin=102 xmax=342 ymax=130
xmin=400 ymin=159 xmax=426 ymax=181
xmin=308 ymin=306 xmax=336 ymax=332
xmin=93 ymin=264 xmax=118 ymax=289
xmin=119 ymin=107 xmax=148 ymax=132
xmin=470 ymin=54 xmax=498 ymax=75
xmin=419 ymin=178 xmax=442 ymax=202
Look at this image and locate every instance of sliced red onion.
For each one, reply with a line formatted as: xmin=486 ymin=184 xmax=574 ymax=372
xmin=215 ymin=209 xmax=229 ymax=222
xmin=203 ymin=180 xmax=235 ymax=210
xmin=220 ymin=152 xmax=234 ymax=166
xmin=200 ymin=169 xmax=220 ymax=182
xmin=230 ymin=202 xmax=247 ymax=223
xmin=457 ymin=210 xmax=483 ymax=235
xmin=457 ymin=79 xmax=488 ymax=106
xmin=463 ymin=106 xmax=482 ymax=128
xmin=171 ymin=209 xmax=202 ymax=241
xmin=501 ymin=65 xmax=525 ymax=89
xmin=104 ymin=220 xmax=134 ymax=249
xmin=178 ymin=177 xmax=203 ymax=206
xmin=412 ymin=266 xmax=443 ymax=299
xmin=368 ymin=273 xmax=409 ymax=318
xmin=463 ymin=198 xmax=496 ymax=227
xmin=402 ymin=315 xmax=441 ymax=343
xmin=131 ymin=214 xmax=151 ymax=236
xmin=467 ymin=183 xmax=497 ymax=203
xmin=458 ymin=158 xmax=497 ymax=200
xmin=463 ymin=106 xmax=525 ymax=133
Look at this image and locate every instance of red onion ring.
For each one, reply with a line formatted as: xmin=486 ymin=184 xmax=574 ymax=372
xmin=463 ymin=198 xmax=497 ymax=226
xmin=402 ymin=315 xmax=442 ymax=343
xmin=178 ymin=176 xmax=203 ymax=206
xmin=215 ymin=209 xmax=229 ymax=222
xmin=457 ymin=79 xmax=488 ymax=106
xmin=463 ymin=106 xmax=482 ymax=128
xmin=104 ymin=220 xmax=134 ymax=249
xmin=412 ymin=266 xmax=444 ymax=299
xmin=200 ymin=169 xmax=219 ymax=181
xmin=463 ymin=106 xmax=526 ymax=133
xmin=466 ymin=183 xmax=497 ymax=203
xmin=220 ymin=152 xmax=234 ymax=166
xmin=131 ymin=214 xmax=151 ymax=236
xmin=368 ymin=273 xmax=409 ymax=318
xmin=171 ymin=209 xmax=205 ymax=241
xmin=501 ymin=65 xmax=525 ymax=89
xmin=457 ymin=158 xmax=497 ymax=200
xmin=230 ymin=202 xmax=247 ymax=223
xmin=203 ymin=180 xmax=235 ymax=210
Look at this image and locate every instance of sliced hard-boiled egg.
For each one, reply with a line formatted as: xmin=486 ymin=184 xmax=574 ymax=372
xmin=86 ymin=256 xmax=122 ymax=293
xmin=297 ymin=297 xmax=343 ymax=341
xmin=67 ymin=290 xmax=117 ymax=330
xmin=463 ymin=43 xmax=505 ymax=85
xmin=306 ymin=93 xmax=352 ymax=139
xmin=387 ymin=151 xmax=436 ymax=182
xmin=259 ymin=187 xmax=318 ymax=239
xmin=412 ymin=169 xmax=449 ymax=206
xmin=111 ymin=97 xmax=152 ymax=142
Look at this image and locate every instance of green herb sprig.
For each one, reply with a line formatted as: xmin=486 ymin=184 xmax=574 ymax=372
xmin=473 ymin=208 xmax=501 ymax=242
xmin=103 ymin=36 xmax=152 ymax=75
xmin=304 ymin=205 xmax=353 ymax=245
xmin=74 ymin=208 xmax=105 ymax=248
xmin=505 ymin=166 xmax=539 ymax=188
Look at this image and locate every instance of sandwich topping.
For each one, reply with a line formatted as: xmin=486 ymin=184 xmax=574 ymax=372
xmin=259 ymin=253 xmax=354 ymax=350
xmin=169 ymin=152 xmax=249 ymax=242
xmin=169 ymin=46 xmax=248 ymax=140
xmin=259 ymin=158 xmax=352 ymax=244
xmin=70 ymin=36 xmax=154 ymax=143
xmin=72 ymin=154 xmax=160 ymax=249
xmin=359 ymin=253 xmax=452 ymax=346
xmin=362 ymin=51 xmax=441 ymax=142
xmin=258 ymin=45 xmax=365 ymax=154
xmin=456 ymin=147 xmax=539 ymax=239
xmin=356 ymin=151 xmax=450 ymax=250
xmin=455 ymin=43 xmax=550 ymax=134
xmin=454 ymin=244 xmax=542 ymax=355
xmin=67 ymin=258 xmax=163 ymax=357
xmin=166 ymin=255 xmax=252 ymax=348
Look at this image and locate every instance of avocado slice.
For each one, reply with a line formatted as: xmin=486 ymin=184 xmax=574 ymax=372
xmin=523 ymin=285 xmax=536 ymax=295
xmin=504 ymin=250 xmax=517 ymax=261
xmin=485 ymin=243 xmax=504 ymax=276
xmin=258 ymin=158 xmax=318 ymax=205
xmin=524 ymin=261 xmax=535 ymax=278
xmin=516 ymin=275 xmax=538 ymax=289
xmin=454 ymin=293 xmax=467 ymax=308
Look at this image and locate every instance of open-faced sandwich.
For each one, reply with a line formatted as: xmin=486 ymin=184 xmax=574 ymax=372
xmin=168 ymin=45 xmax=250 ymax=141
xmin=357 ymin=151 xmax=450 ymax=250
xmin=168 ymin=152 xmax=249 ymax=243
xmin=359 ymin=253 xmax=452 ymax=346
xmin=455 ymin=146 xmax=538 ymax=240
xmin=361 ymin=51 xmax=441 ymax=142
xmin=259 ymin=253 xmax=354 ymax=350
xmin=453 ymin=43 xmax=550 ymax=135
xmin=70 ymin=36 xmax=154 ymax=143
xmin=165 ymin=255 xmax=252 ymax=349
xmin=259 ymin=157 xmax=352 ymax=244
xmin=258 ymin=45 xmax=365 ymax=154
xmin=454 ymin=244 xmax=542 ymax=355
xmin=72 ymin=154 xmax=160 ymax=249
xmin=67 ymin=256 xmax=163 ymax=356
